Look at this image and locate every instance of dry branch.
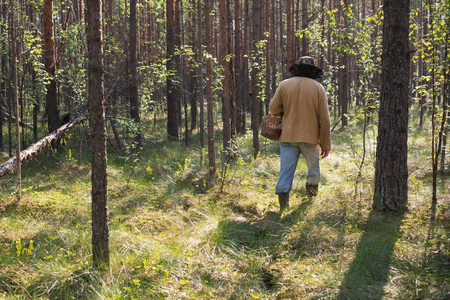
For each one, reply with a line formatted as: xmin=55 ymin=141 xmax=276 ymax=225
xmin=0 ymin=115 xmax=87 ymax=178
xmin=1 ymin=110 xmax=33 ymax=129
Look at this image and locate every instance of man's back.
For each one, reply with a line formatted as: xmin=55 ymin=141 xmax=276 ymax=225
xmin=269 ymin=76 xmax=330 ymax=150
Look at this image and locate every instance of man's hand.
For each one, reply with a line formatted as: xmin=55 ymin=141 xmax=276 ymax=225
xmin=321 ymin=149 xmax=330 ymax=159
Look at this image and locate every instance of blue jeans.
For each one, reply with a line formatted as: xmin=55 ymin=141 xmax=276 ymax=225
xmin=275 ymin=142 xmax=320 ymax=194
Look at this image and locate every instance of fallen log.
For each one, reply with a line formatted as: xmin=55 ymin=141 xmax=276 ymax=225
xmin=0 ymin=115 xmax=87 ymax=178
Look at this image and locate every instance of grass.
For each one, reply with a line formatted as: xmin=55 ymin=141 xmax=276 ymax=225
xmin=0 ymin=115 xmax=449 ymax=299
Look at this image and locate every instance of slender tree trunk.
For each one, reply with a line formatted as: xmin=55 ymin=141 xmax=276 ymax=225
xmin=270 ymin=0 xmax=277 ymax=100
xmin=373 ymin=0 xmax=410 ymax=213
xmin=43 ymin=0 xmax=60 ymax=134
xmin=441 ymin=33 xmax=449 ymax=170
xmin=340 ymin=52 xmax=349 ymax=127
xmin=205 ymin=0 xmax=216 ymax=176
xmin=166 ymin=0 xmax=179 ymax=140
xmin=327 ymin=0 xmax=333 ymax=68
xmin=319 ymin=0 xmax=325 ymax=69
xmin=175 ymin=0 xmax=182 ymax=127
xmin=251 ymin=0 xmax=261 ymax=158
xmin=11 ymin=0 xmax=20 ymax=200
xmin=296 ymin=0 xmax=301 ymax=59
xmin=30 ymin=5 xmax=39 ymax=143
xmin=227 ymin=0 xmax=236 ymax=144
xmin=0 ymin=2 xmax=6 ymax=151
xmin=441 ymin=126 xmax=447 ymax=171
xmin=265 ymin=1 xmax=271 ymax=114
xmin=242 ymin=0 xmax=250 ymax=132
xmin=146 ymin=3 xmax=153 ymax=62
xmin=197 ymin=0 xmax=205 ymax=149
xmin=6 ymin=1 xmax=10 ymax=156
xmin=130 ymin=0 xmax=141 ymax=145
xmin=181 ymin=0 xmax=189 ymax=146
xmin=286 ymin=0 xmax=293 ymax=74
xmin=220 ymin=0 xmax=231 ymax=152
xmin=338 ymin=0 xmax=349 ymax=127
xmin=430 ymin=3 xmax=449 ymax=216
xmin=419 ymin=2 xmax=428 ymax=127
xmin=301 ymin=0 xmax=308 ymax=55
xmin=235 ymin=0 xmax=244 ymax=134
xmin=371 ymin=0 xmax=380 ymax=87
xmin=189 ymin=0 xmax=197 ymax=133
xmin=86 ymin=0 xmax=110 ymax=268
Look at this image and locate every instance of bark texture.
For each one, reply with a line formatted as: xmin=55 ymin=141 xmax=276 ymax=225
xmin=43 ymin=0 xmax=60 ymax=133
xmin=205 ymin=0 xmax=216 ymax=175
xmin=11 ymin=1 xmax=20 ymax=199
xmin=220 ymin=0 xmax=231 ymax=151
xmin=166 ymin=0 xmax=179 ymax=140
xmin=373 ymin=0 xmax=410 ymax=213
xmin=129 ymin=0 xmax=141 ymax=144
xmin=86 ymin=0 xmax=110 ymax=268
xmin=251 ymin=0 xmax=261 ymax=158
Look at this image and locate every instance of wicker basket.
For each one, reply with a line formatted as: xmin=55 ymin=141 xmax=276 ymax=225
xmin=261 ymin=115 xmax=282 ymax=141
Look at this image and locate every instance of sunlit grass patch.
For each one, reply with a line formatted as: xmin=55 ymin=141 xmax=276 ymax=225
xmin=0 ymin=115 xmax=449 ymax=299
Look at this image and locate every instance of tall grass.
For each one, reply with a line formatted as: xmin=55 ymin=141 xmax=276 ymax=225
xmin=0 ymin=115 xmax=448 ymax=299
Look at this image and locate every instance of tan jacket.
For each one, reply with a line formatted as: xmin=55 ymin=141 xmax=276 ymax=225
xmin=269 ymin=76 xmax=331 ymax=150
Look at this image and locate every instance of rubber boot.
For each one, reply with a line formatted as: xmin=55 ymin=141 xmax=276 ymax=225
xmin=278 ymin=193 xmax=289 ymax=213
xmin=306 ymin=184 xmax=319 ymax=198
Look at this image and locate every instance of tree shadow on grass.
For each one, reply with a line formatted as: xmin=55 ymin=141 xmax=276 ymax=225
xmin=337 ymin=210 xmax=404 ymax=299
xmin=420 ymin=200 xmax=450 ymax=298
xmin=214 ymin=195 xmax=315 ymax=253
xmin=211 ymin=196 xmax=315 ymax=293
xmin=281 ymin=196 xmax=314 ymax=224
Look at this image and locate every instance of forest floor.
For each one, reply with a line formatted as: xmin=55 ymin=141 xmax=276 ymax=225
xmin=0 ymin=116 xmax=449 ymax=299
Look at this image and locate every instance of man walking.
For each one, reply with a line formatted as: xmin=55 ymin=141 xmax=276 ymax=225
xmin=269 ymin=56 xmax=331 ymax=212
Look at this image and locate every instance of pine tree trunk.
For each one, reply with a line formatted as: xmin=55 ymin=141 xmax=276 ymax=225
xmin=301 ymin=0 xmax=308 ymax=55
xmin=340 ymin=52 xmax=349 ymax=127
xmin=0 ymin=2 xmax=6 ymax=151
xmin=373 ymin=0 xmax=410 ymax=213
xmin=30 ymin=4 xmax=39 ymax=143
xmin=86 ymin=0 xmax=110 ymax=268
xmin=234 ymin=0 xmax=243 ymax=134
xmin=265 ymin=1 xmax=271 ymax=114
xmin=130 ymin=0 xmax=141 ymax=145
xmin=286 ymin=0 xmax=293 ymax=73
xmin=251 ymin=0 xmax=261 ymax=159
xmin=220 ymin=0 xmax=231 ymax=152
xmin=319 ymin=0 xmax=325 ymax=69
xmin=327 ymin=0 xmax=333 ymax=68
xmin=43 ymin=0 xmax=60 ymax=133
xmin=11 ymin=0 xmax=20 ymax=200
xmin=166 ymin=0 xmax=179 ymax=140
xmin=419 ymin=3 xmax=428 ymax=127
xmin=189 ymin=0 xmax=197 ymax=132
xmin=175 ymin=0 xmax=182 ymax=126
xmin=270 ymin=0 xmax=277 ymax=100
xmin=196 ymin=0 xmax=204 ymax=148
xmin=227 ymin=0 xmax=236 ymax=143
xmin=242 ymin=0 xmax=250 ymax=132
xmin=205 ymin=0 xmax=216 ymax=176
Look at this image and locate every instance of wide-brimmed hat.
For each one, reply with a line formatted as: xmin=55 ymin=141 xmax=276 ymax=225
xmin=288 ymin=56 xmax=323 ymax=79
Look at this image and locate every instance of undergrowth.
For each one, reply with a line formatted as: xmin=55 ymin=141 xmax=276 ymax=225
xmin=0 ymin=116 xmax=448 ymax=299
